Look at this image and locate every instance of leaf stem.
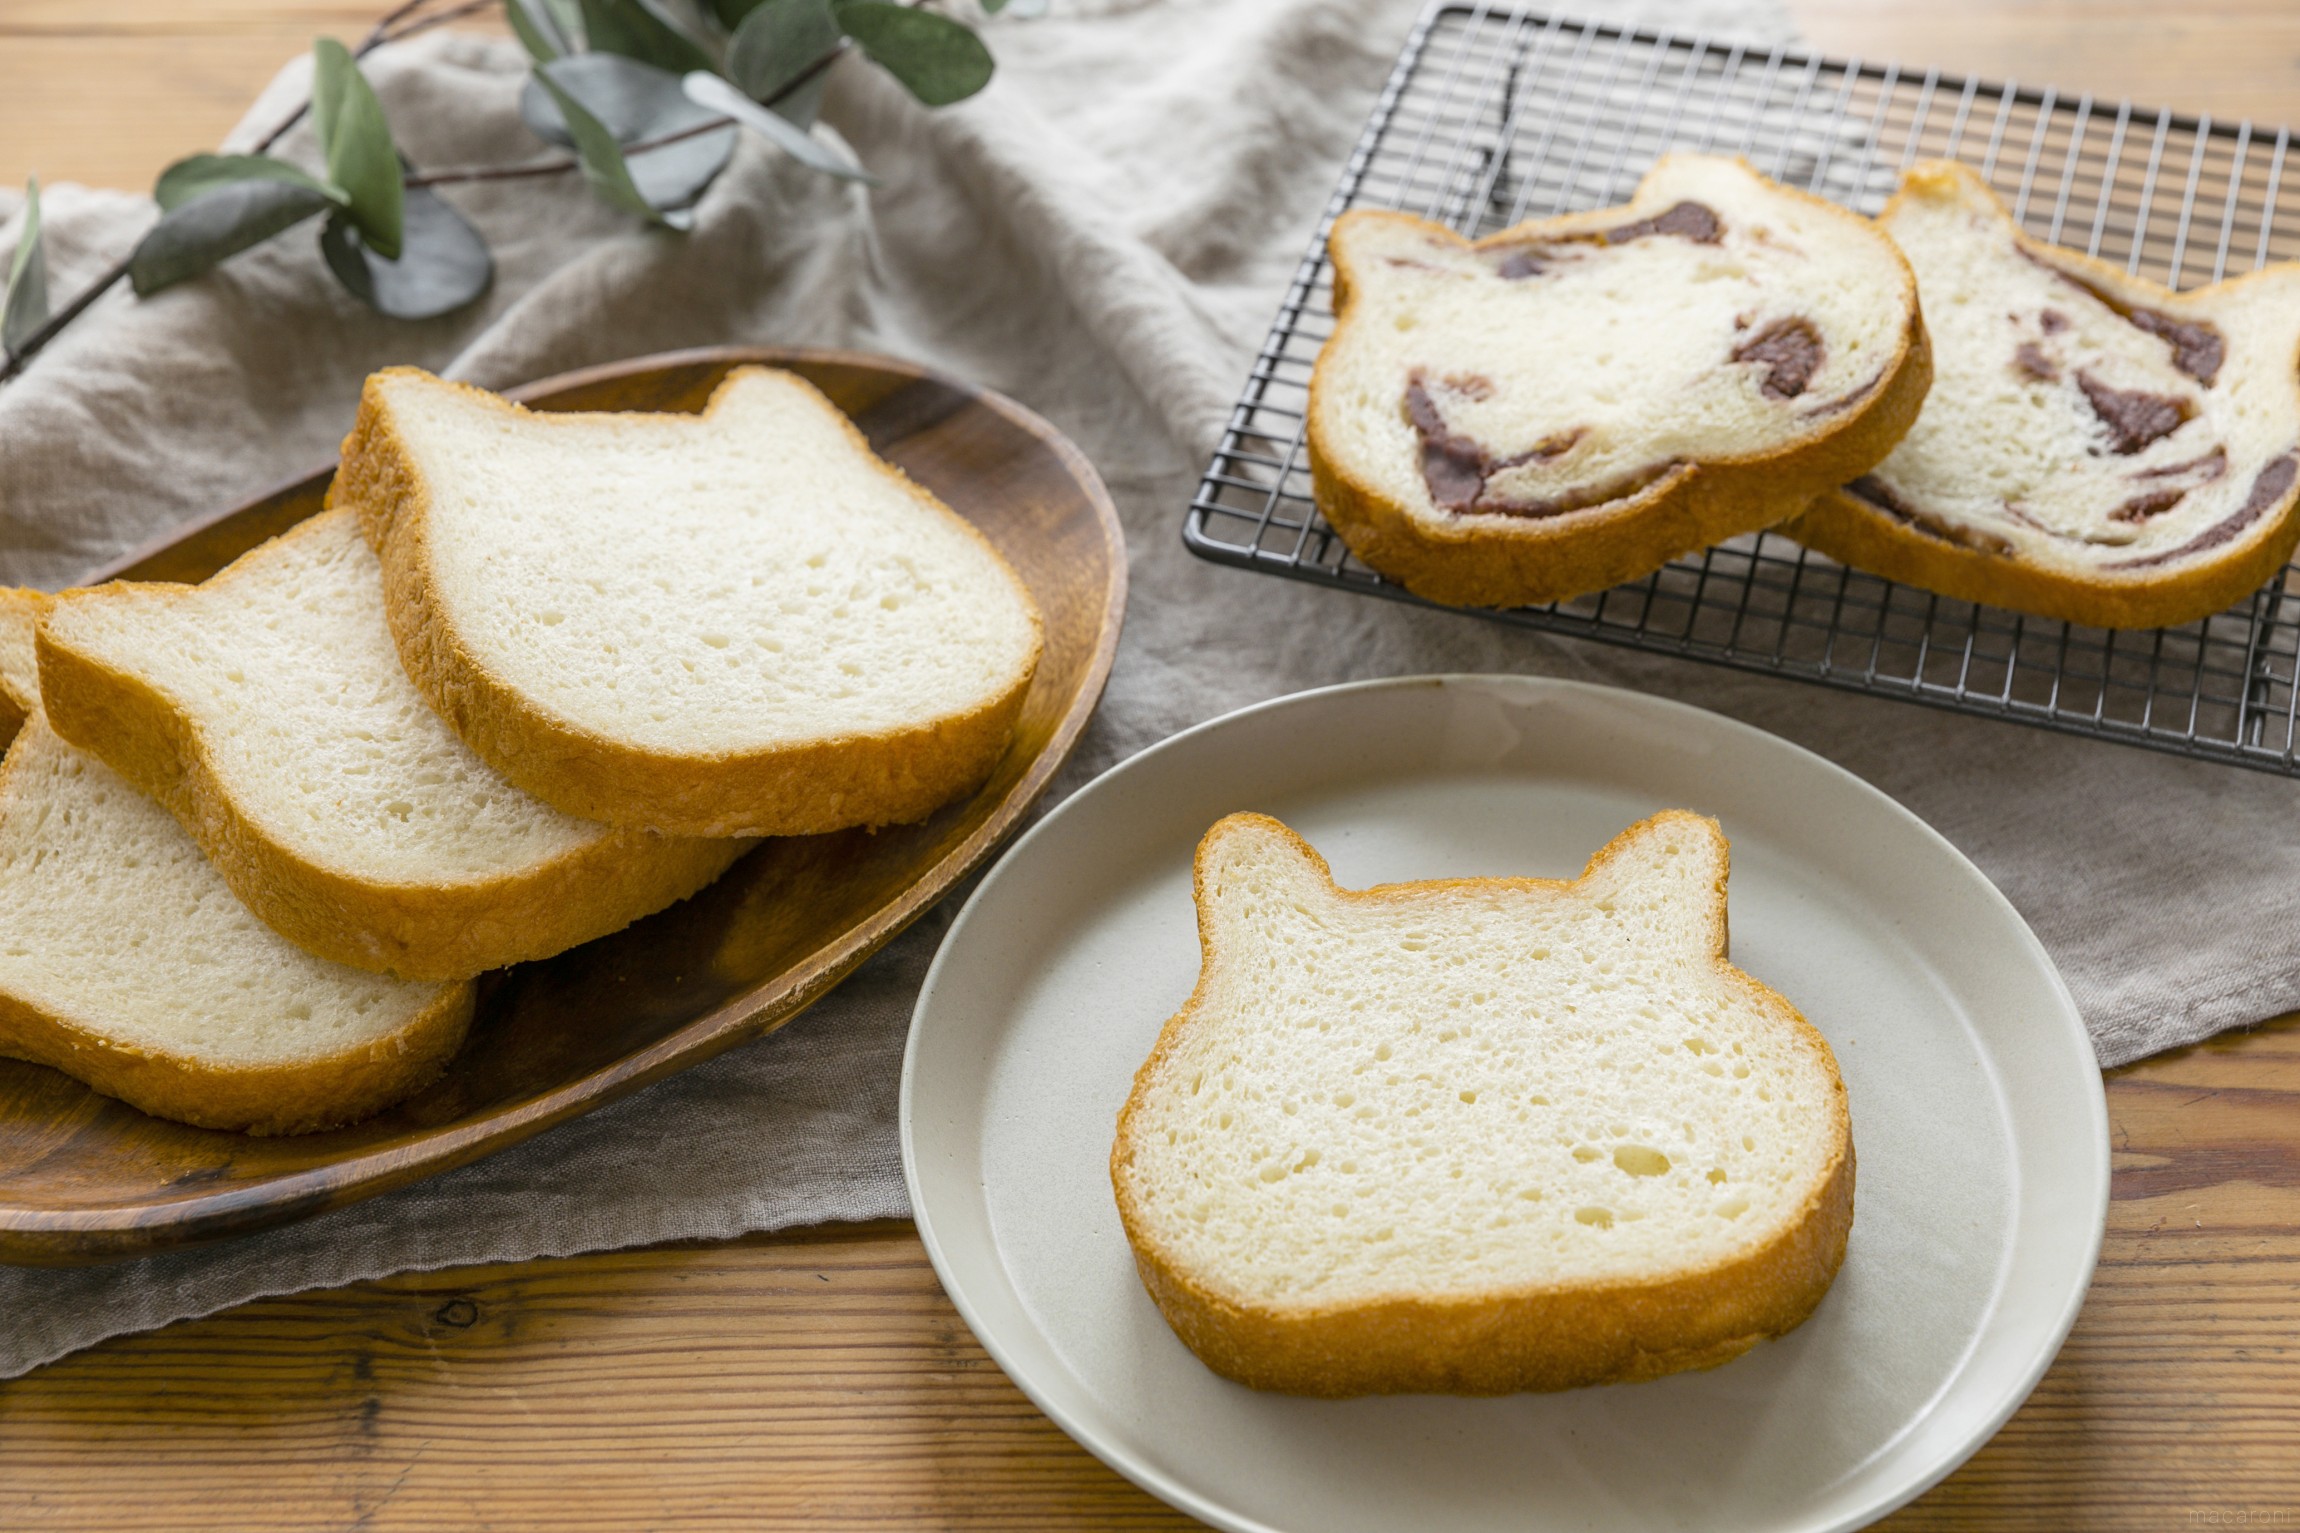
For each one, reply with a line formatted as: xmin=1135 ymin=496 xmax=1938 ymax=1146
xmin=407 ymin=37 xmax=853 ymax=190
xmin=0 ymin=260 xmax=128 ymax=383
xmin=252 ymin=0 xmax=496 ymax=155
xmin=407 ymin=114 xmax=732 ymax=187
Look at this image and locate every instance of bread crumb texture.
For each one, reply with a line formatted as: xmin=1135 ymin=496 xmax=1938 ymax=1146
xmin=1112 ymin=810 xmax=1853 ymax=1395
xmin=46 ymin=511 xmax=602 ymax=882
xmin=391 ymin=369 xmax=1038 ymax=749
xmin=1787 ymin=159 xmax=2300 ymax=628
xmin=0 ymin=592 xmax=470 ymax=1135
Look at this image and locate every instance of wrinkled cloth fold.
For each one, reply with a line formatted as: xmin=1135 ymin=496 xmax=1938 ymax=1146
xmin=0 ymin=0 xmax=2291 ymax=1379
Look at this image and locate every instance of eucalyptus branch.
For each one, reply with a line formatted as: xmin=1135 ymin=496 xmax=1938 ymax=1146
xmin=406 ymin=39 xmax=854 ymax=190
xmin=4 ymin=0 xmax=480 ymax=382
xmin=251 ymin=0 xmax=494 ymax=154
xmin=0 ymin=263 xmax=126 ymax=383
xmin=5 ymin=0 xmax=995 ymax=382
xmin=409 ymin=115 xmax=734 ymax=188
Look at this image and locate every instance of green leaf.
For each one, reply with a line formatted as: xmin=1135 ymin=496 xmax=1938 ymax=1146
xmin=310 ymin=38 xmax=405 ymax=260
xmin=506 ymin=0 xmax=571 ymax=60
xmin=981 ymin=0 xmax=1008 ymax=11
xmin=519 ymin=54 xmax=736 ymax=209
xmin=535 ymin=61 xmax=693 ymax=227
xmin=708 ymin=0 xmax=766 ymax=26
xmin=319 ymin=188 xmax=493 ymax=319
xmin=727 ymin=0 xmax=841 ymax=127
xmin=544 ymin=0 xmax=587 ymax=43
xmin=128 ymin=179 xmax=336 ymax=296
xmin=154 ymin=153 xmax=345 ymax=214
xmin=577 ymin=0 xmax=717 ymax=74
xmin=683 ymin=70 xmax=875 ymax=183
xmin=2 ymin=177 xmax=49 ymax=356
xmin=832 ymin=2 xmax=992 ymax=107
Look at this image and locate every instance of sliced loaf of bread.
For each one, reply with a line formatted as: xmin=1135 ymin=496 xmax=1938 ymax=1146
xmin=332 ymin=367 xmax=1046 ymax=838
xmin=1309 ymin=153 xmax=1930 ymax=607
xmin=1787 ymin=160 xmax=2300 ymax=629
xmin=0 ymin=590 xmax=473 ymax=1135
xmin=39 ymin=509 xmax=752 ymax=981
xmin=1111 ymin=811 xmax=1854 ymax=1396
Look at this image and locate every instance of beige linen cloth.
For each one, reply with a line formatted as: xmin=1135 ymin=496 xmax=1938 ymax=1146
xmin=1 ymin=0 xmax=2295 ymax=1376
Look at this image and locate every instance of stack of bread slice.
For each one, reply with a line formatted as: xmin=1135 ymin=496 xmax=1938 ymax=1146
xmin=2 ymin=366 xmax=1042 ymax=1133
xmin=1309 ymin=152 xmax=2300 ymax=628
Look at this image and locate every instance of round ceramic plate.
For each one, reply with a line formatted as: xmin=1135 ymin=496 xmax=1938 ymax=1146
xmin=901 ymin=675 xmax=2107 ymax=1533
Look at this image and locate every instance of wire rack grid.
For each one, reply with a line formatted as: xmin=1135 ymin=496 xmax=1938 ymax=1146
xmin=1183 ymin=3 xmax=2300 ymax=775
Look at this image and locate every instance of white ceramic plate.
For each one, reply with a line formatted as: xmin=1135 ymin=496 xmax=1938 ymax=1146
xmin=902 ymin=675 xmax=2107 ymax=1533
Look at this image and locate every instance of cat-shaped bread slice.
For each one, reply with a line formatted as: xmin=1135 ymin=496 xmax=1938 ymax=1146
xmin=1788 ymin=160 xmax=2300 ymax=629
xmin=39 ymin=510 xmax=751 ymax=981
xmin=1112 ymin=811 xmax=1854 ymax=1396
xmin=333 ymin=367 xmax=1044 ymax=838
xmin=1309 ymin=153 xmax=1929 ymax=607
xmin=0 ymin=591 xmax=472 ymax=1134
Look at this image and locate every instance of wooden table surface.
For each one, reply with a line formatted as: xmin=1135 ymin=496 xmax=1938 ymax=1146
xmin=4 ymin=3 xmax=2300 ymax=1529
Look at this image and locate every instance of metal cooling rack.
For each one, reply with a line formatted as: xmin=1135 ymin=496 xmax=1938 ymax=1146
xmin=1184 ymin=3 xmax=2300 ymax=774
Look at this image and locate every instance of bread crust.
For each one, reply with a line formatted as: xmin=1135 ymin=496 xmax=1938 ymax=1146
xmin=336 ymin=367 xmax=1046 ymax=839
xmin=1110 ymin=811 xmax=1855 ymax=1397
xmin=36 ymin=512 xmax=755 ymax=983
xmin=1784 ymin=162 xmax=2300 ymax=630
xmin=0 ymin=970 xmax=474 ymax=1137
xmin=1308 ymin=156 xmax=1931 ymax=609
xmin=0 ymin=710 xmax=478 ymax=1135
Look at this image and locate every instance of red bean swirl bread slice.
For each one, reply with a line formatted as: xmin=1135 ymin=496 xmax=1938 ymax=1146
xmin=1788 ymin=161 xmax=2300 ymax=629
xmin=1307 ymin=154 xmax=1930 ymax=608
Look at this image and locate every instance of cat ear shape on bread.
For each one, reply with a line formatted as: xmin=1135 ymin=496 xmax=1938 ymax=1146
xmin=1192 ymin=807 xmax=1730 ymax=960
xmin=1571 ymin=810 xmax=1731 ymax=956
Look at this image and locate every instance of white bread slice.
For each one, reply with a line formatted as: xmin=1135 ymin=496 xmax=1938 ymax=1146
xmin=37 ymin=509 xmax=751 ymax=981
xmin=333 ymin=366 xmax=1046 ymax=838
xmin=1111 ymin=811 xmax=1854 ymax=1396
xmin=0 ymin=590 xmax=473 ymax=1135
xmin=1309 ymin=153 xmax=1930 ymax=608
xmin=1788 ymin=161 xmax=2300 ymax=629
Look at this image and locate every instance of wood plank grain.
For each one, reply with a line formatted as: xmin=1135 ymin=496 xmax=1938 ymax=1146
xmin=0 ymin=3 xmax=500 ymax=196
xmin=1785 ymin=0 xmax=2300 ymax=128
xmin=0 ymin=1018 xmax=2294 ymax=1531
xmin=4 ymin=2 xmax=2300 ymax=1530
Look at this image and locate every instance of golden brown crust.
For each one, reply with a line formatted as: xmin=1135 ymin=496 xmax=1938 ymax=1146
xmin=335 ymin=367 xmax=1046 ymax=839
xmin=0 ymin=714 xmax=478 ymax=1135
xmin=1308 ymin=157 xmax=1932 ymax=609
xmin=0 ymin=588 xmax=49 ymax=746
xmin=0 ymin=971 xmax=474 ymax=1136
xmin=1783 ymin=162 xmax=2300 ymax=630
xmin=35 ymin=515 xmax=756 ymax=982
xmin=1788 ymin=484 xmax=2300 ymax=630
xmin=1111 ymin=811 xmax=1855 ymax=1397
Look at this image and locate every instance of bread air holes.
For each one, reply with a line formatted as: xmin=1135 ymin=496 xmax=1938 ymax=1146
xmin=1575 ymin=1206 xmax=1615 ymax=1229
xmin=1612 ymin=1145 xmax=1670 ymax=1177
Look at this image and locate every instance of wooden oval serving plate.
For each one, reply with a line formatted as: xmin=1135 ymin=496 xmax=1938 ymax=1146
xmin=0 ymin=347 xmax=1126 ymax=1265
